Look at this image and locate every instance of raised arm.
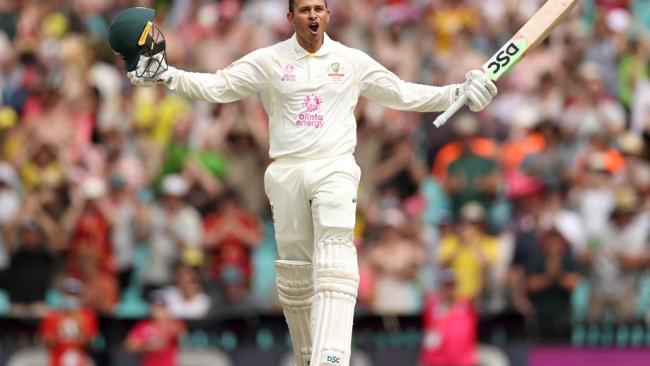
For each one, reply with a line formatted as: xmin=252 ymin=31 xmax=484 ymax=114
xmin=354 ymin=49 xmax=496 ymax=114
xmin=128 ymin=48 xmax=270 ymax=104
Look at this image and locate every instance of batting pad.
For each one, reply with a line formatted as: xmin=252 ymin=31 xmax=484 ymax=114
xmin=276 ymin=260 xmax=314 ymax=366
xmin=311 ymin=237 xmax=359 ymax=366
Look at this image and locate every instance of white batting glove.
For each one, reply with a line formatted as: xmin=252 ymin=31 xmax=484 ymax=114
xmin=127 ymin=53 xmax=177 ymax=88
xmin=462 ymin=70 xmax=498 ymax=112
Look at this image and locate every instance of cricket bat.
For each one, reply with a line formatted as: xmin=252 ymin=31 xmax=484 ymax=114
xmin=433 ymin=0 xmax=580 ymax=127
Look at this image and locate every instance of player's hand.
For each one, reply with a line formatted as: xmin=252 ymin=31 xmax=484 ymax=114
xmin=127 ymin=53 xmax=177 ymax=88
xmin=462 ymin=70 xmax=497 ymax=112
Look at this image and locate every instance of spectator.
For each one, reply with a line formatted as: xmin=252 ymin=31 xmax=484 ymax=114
xmin=584 ymin=186 xmax=650 ymax=323
xmin=523 ymin=228 xmax=581 ymax=341
xmin=432 ymin=113 xmax=497 ymax=182
xmin=63 ymin=176 xmax=115 ymax=279
xmin=211 ymin=264 xmax=260 ymax=319
xmin=419 ymin=269 xmax=478 ymax=366
xmin=0 ymin=162 xmax=21 ymax=270
xmin=77 ymin=249 xmax=119 ymax=316
xmin=39 ymin=278 xmax=98 ymax=366
xmin=202 ymin=189 xmax=262 ymax=283
xmin=562 ymin=62 xmax=626 ymax=139
xmin=125 ymin=290 xmax=186 ymax=366
xmin=162 ymin=264 xmax=211 ymax=320
xmin=107 ymin=173 xmax=149 ymax=290
xmin=442 ymin=124 xmax=500 ymax=221
xmin=617 ymin=132 xmax=650 ymax=195
xmin=520 ymin=122 xmax=572 ymax=190
xmin=142 ymin=174 xmax=202 ymax=297
xmin=365 ymin=208 xmax=426 ymax=314
xmin=374 ymin=128 xmax=428 ymax=201
xmin=4 ymin=219 xmax=55 ymax=317
xmin=437 ymin=202 xmax=500 ymax=302
xmin=15 ymin=140 xmax=66 ymax=190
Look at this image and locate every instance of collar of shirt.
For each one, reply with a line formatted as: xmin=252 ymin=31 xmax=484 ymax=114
xmin=289 ymin=33 xmax=334 ymax=60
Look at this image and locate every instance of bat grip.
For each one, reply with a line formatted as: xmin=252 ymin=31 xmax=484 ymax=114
xmin=433 ymin=95 xmax=467 ymax=128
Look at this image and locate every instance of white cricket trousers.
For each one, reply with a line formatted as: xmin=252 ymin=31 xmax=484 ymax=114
xmin=264 ymin=153 xmax=360 ymax=259
xmin=265 ymin=153 xmax=361 ymax=366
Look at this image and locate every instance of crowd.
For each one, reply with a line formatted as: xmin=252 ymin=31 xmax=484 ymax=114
xmin=0 ymin=0 xmax=649 ymax=365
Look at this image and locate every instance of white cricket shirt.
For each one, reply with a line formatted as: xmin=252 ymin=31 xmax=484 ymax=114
xmin=169 ymin=33 xmax=458 ymax=160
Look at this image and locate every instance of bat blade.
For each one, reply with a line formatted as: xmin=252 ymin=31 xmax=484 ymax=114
xmin=433 ymin=0 xmax=580 ymax=127
xmin=483 ymin=0 xmax=580 ymax=81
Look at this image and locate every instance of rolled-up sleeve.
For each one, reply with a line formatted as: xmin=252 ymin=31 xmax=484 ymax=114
xmin=169 ymin=48 xmax=270 ymax=103
xmin=354 ymin=49 xmax=458 ymax=113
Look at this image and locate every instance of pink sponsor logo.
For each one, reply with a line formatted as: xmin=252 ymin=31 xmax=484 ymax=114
xmin=303 ymin=93 xmax=322 ymax=112
xmin=296 ymin=93 xmax=324 ymax=128
xmin=281 ymin=64 xmax=296 ymax=82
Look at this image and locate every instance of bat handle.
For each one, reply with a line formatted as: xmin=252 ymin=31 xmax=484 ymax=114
xmin=433 ymin=95 xmax=467 ymax=128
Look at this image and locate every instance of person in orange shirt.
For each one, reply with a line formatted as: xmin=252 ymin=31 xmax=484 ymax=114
xmin=432 ymin=113 xmax=497 ymax=181
xmin=39 ymin=278 xmax=98 ymax=366
xmin=78 ymin=250 xmax=119 ymax=316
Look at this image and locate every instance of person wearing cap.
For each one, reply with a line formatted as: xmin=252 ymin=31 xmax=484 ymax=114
xmin=436 ymin=201 xmax=499 ymax=302
xmin=62 ymin=176 xmax=115 ymax=279
xmin=419 ymin=269 xmax=478 ymax=366
xmin=39 ymin=278 xmax=98 ymax=366
xmin=617 ymin=132 xmax=650 ymax=194
xmin=442 ymin=127 xmax=500 ymax=224
xmin=431 ymin=113 xmax=497 ymax=181
xmin=110 ymin=3 xmax=498 ymax=365
xmin=142 ymin=174 xmax=202 ymax=298
xmin=583 ymin=186 xmax=650 ymax=324
xmin=125 ymin=289 xmax=186 ymax=366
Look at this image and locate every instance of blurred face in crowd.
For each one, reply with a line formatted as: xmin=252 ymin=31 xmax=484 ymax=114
xmin=151 ymin=302 xmax=170 ymax=321
xmin=34 ymin=144 xmax=56 ymax=166
xmin=38 ymin=185 xmax=65 ymax=214
xmin=61 ymin=290 xmax=82 ymax=312
xmin=441 ymin=280 xmax=457 ymax=304
xmin=288 ymin=0 xmax=330 ymax=50
xmin=542 ymin=231 xmax=566 ymax=258
xmin=19 ymin=222 xmax=43 ymax=251
xmin=163 ymin=194 xmax=184 ymax=211
xmin=176 ymin=266 xmax=201 ymax=298
xmin=458 ymin=220 xmax=483 ymax=243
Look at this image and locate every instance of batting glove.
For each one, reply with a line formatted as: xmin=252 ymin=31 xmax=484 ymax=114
xmin=127 ymin=53 xmax=177 ymax=88
xmin=462 ymin=70 xmax=498 ymax=112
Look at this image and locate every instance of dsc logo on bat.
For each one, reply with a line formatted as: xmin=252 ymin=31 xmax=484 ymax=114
xmin=485 ymin=39 xmax=527 ymax=79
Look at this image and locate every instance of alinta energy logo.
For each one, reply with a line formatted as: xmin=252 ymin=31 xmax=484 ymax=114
xmin=296 ymin=93 xmax=324 ymax=128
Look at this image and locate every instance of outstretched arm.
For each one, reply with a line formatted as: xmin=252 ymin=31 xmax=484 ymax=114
xmin=128 ymin=49 xmax=270 ymax=104
xmin=355 ymin=50 xmax=496 ymax=114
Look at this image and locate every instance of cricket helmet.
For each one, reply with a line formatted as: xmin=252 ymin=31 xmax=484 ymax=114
xmin=109 ymin=7 xmax=167 ymax=76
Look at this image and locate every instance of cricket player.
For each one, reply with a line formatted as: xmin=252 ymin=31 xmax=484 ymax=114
xmin=109 ymin=1 xmax=497 ymax=365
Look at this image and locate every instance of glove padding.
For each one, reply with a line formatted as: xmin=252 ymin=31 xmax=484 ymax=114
xmin=127 ymin=53 xmax=177 ymax=87
xmin=462 ymin=70 xmax=498 ymax=112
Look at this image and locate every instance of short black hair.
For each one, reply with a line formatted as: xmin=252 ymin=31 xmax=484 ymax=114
xmin=288 ymin=0 xmax=328 ymax=13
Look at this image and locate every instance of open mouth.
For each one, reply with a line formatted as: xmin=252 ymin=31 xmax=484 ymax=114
xmin=309 ymin=22 xmax=319 ymax=33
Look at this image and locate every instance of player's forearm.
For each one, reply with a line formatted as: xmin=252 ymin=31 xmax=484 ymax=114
xmin=168 ymin=69 xmax=249 ymax=104
xmin=363 ymin=78 xmax=459 ymax=113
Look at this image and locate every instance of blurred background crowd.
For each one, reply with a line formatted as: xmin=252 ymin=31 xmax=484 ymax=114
xmin=0 ymin=0 xmax=649 ymax=365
